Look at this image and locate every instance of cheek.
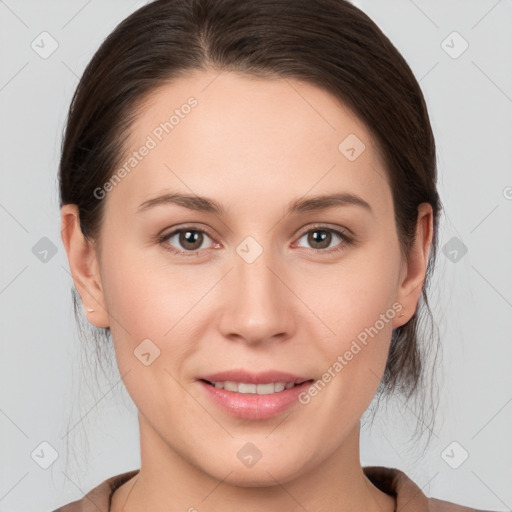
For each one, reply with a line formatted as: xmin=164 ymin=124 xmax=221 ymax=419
xmin=100 ymin=258 xmax=193 ymax=411
xmin=297 ymin=239 xmax=401 ymax=398
xmin=99 ymin=247 xmax=210 ymax=375
xmin=100 ymin=242 xmax=192 ymax=334
xmin=303 ymin=238 xmax=401 ymax=339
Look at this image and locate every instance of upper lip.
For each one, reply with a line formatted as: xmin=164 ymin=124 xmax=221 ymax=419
xmin=198 ymin=370 xmax=312 ymax=385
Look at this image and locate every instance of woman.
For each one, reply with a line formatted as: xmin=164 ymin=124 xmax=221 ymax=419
xmin=54 ymin=0 xmax=497 ymax=510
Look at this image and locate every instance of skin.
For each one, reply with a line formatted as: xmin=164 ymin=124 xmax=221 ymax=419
xmin=61 ymin=69 xmax=433 ymax=512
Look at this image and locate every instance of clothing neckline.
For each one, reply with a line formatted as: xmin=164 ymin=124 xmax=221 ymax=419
xmin=104 ymin=465 xmax=424 ymax=511
xmin=56 ymin=465 xmax=489 ymax=512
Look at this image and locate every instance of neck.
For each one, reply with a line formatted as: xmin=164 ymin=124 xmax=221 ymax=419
xmin=113 ymin=415 xmax=395 ymax=512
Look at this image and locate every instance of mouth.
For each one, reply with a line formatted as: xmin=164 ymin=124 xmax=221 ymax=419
xmin=199 ymin=378 xmax=313 ymax=395
xmin=196 ymin=370 xmax=315 ymax=420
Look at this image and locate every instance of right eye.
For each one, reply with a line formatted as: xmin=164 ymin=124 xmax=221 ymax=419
xmin=158 ymin=226 xmax=217 ymax=256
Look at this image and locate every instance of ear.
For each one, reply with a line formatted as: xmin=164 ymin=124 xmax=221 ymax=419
xmin=60 ymin=204 xmax=110 ymax=328
xmin=392 ymin=202 xmax=434 ymax=328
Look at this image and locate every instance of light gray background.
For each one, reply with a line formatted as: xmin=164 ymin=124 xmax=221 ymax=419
xmin=1 ymin=1 xmax=511 ymax=511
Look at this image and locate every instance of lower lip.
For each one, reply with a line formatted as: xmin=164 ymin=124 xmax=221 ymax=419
xmin=198 ymin=380 xmax=313 ymax=420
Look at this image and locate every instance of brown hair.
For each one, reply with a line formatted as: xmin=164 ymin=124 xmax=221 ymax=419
xmin=59 ymin=0 xmax=442 ymax=439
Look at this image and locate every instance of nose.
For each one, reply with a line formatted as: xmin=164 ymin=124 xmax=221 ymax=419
xmin=217 ymin=245 xmax=296 ymax=345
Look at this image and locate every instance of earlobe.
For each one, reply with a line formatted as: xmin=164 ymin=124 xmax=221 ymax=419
xmin=392 ymin=202 xmax=434 ymax=328
xmin=60 ymin=204 xmax=110 ymax=328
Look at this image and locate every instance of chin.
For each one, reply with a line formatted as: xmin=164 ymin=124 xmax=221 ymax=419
xmin=216 ymin=470 xmax=292 ymax=488
xmin=200 ymin=453 xmax=309 ymax=487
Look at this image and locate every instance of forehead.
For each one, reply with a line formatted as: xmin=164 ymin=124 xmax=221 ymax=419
xmin=105 ymin=69 xmax=391 ymax=218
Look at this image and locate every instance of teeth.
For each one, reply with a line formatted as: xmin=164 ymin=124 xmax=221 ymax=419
xmin=224 ymin=381 xmax=238 ymax=392
xmin=239 ymin=383 xmax=257 ymax=393
xmin=208 ymin=381 xmax=299 ymax=394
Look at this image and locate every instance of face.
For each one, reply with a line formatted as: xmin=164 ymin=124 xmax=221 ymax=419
xmin=62 ymin=69 xmax=432 ymax=486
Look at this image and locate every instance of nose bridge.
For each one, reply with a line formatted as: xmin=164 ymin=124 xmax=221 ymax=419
xmin=218 ymin=238 xmax=295 ymax=343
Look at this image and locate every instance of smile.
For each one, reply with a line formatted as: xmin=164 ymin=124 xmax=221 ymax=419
xmin=202 ymin=380 xmax=306 ymax=394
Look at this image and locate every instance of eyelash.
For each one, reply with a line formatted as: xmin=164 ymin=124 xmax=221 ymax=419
xmin=157 ymin=224 xmax=354 ymax=258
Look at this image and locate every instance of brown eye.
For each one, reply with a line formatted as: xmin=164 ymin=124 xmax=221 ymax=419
xmin=178 ymin=230 xmax=204 ymax=250
xmin=161 ymin=228 xmax=212 ymax=254
xmin=295 ymin=227 xmax=351 ymax=255
xmin=307 ymin=229 xmax=332 ymax=249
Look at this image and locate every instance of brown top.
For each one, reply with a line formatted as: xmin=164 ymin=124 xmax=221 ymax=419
xmin=52 ymin=466 xmax=498 ymax=512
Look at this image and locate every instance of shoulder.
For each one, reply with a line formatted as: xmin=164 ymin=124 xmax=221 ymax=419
xmin=363 ymin=466 xmax=502 ymax=512
xmin=427 ymin=496 xmax=497 ymax=511
xmin=51 ymin=469 xmax=140 ymax=512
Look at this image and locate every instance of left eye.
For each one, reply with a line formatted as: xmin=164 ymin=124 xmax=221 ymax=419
xmin=162 ymin=229 xmax=213 ymax=254
xmin=296 ymin=228 xmax=346 ymax=251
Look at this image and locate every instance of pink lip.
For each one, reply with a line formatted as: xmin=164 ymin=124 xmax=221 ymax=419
xmin=196 ymin=370 xmax=314 ymax=420
xmin=198 ymin=369 xmax=311 ymax=385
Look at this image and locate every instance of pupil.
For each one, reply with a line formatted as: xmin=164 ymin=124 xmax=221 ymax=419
xmin=180 ymin=230 xmax=202 ymax=250
xmin=309 ymin=230 xmax=330 ymax=249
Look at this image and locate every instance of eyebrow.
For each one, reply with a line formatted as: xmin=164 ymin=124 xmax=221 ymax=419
xmin=136 ymin=191 xmax=373 ymax=216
